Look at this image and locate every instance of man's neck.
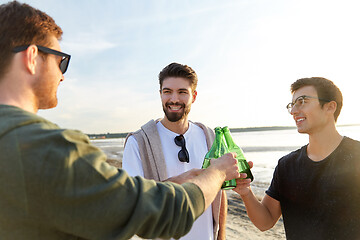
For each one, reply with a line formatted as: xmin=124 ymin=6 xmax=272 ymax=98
xmin=0 ymin=92 xmax=37 ymax=114
xmin=0 ymin=74 xmax=38 ymax=113
xmin=160 ymin=117 xmax=189 ymax=135
xmin=307 ymin=124 xmax=343 ymax=162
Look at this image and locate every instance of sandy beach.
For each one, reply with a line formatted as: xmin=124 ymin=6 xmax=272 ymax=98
xmin=225 ymin=191 xmax=285 ymax=240
xmin=103 ymin=144 xmax=286 ymax=240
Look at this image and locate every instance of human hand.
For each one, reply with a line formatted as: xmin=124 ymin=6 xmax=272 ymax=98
xmin=232 ymin=161 xmax=253 ymax=197
xmin=209 ymin=153 xmax=240 ymax=181
xmin=164 ymin=169 xmax=204 ymax=184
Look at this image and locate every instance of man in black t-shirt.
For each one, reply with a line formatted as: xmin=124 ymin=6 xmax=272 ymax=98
xmin=233 ymin=77 xmax=360 ymax=239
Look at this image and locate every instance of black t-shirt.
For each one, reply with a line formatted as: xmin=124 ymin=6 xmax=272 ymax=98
xmin=266 ymin=137 xmax=360 ymax=240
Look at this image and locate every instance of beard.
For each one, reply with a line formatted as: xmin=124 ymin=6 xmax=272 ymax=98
xmin=163 ymin=102 xmax=191 ymax=122
xmin=32 ymin=76 xmax=58 ymax=109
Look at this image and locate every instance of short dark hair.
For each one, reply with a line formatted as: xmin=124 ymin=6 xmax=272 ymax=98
xmin=291 ymin=77 xmax=343 ymax=122
xmin=158 ymin=63 xmax=198 ymax=91
xmin=0 ymin=1 xmax=63 ymax=79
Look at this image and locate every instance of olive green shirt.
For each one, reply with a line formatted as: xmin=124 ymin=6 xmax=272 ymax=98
xmin=0 ymin=105 xmax=205 ymax=240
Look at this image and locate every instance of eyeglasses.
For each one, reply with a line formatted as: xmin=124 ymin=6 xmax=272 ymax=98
xmin=286 ymin=95 xmax=331 ymax=114
xmin=174 ymin=134 xmax=189 ymax=163
xmin=13 ymin=45 xmax=71 ymax=74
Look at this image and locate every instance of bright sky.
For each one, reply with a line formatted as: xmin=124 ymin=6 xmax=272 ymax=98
xmin=14 ymin=0 xmax=360 ymax=133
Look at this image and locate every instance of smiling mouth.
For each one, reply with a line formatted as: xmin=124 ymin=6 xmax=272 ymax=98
xmin=169 ymin=105 xmax=181 ymax=111
xmin=296 ymin=118 xmax=305 ymax=124
xmin=166 ymin=102 xmax=185 ymax=112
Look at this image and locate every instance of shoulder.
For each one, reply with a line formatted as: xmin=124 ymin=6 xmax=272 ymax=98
xmin=2 ymin=106 xmax=93 ymax=156
xmin=124 ymin=134 xmax=139 ymax=149
xmin=191 ymin=121 xmax=214 ymax=136
xmin=125 ymin=119 xmax=158 ymax=145
xmin=1 ymin=105 xmax=60 ymax=135
xmin=18 ymin=124 xmax=113 ymax=176
xmin=26 ymin=127 xmax=93 ymax=156
xmin=277 ymin=147 xmax=304 ymax=167
xmin=192 ymin=121 xmax=212 ymax=131
xmin=340 ymin=136 xmax=360 ymax=156
xmin=343 ymin=136 xmax=360 ymax=148
xmin=9 ymin=109 xmax=88 ymax=146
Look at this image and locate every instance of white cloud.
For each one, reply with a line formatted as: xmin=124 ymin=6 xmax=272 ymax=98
xmin=62 ymin=37 xmax=117 ymax=56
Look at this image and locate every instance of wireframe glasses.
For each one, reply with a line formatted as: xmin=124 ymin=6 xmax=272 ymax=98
xmin=174 ymin=134 xmax=189 ymax=163
xmin=286 ymin=95 xmax=331 ymax=114
xmin=13 ymin=45 xmax=71 ymax=74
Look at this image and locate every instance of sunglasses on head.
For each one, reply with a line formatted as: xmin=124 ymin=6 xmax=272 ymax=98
xmin=13 ymin=45 xmax=71 ymax=74
xmin=174 ymin=134 xmax=189 ymax=163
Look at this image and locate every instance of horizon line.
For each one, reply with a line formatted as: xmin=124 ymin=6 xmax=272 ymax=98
xmin=87 ymin=123 xmax=360 ymax=138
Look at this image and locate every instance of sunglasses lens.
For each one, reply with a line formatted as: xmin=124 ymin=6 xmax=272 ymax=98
xmin=174 ymin=135 xmax=184 ymax=147
xmin=60 ymin=57 xmax=69 ymax=74
xmin=178 ymin=149 xmax=189 ymax=163
xmin=178 ymin=150 xmax=186 ymax=162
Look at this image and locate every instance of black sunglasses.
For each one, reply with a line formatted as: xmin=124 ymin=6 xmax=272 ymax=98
xmin=13 ymin=45 xmax=71 ymax=74
xmin=174 ymin=134 xmax=190 ymax=163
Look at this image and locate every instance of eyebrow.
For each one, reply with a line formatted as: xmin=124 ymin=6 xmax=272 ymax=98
xmin=292 ymin=95 xmax=308 ymax=102
xmin=293 ymin=95 xmax=306 ymax=101
xmin=178 ymin=88 xmax=189 ymax=92
xmin=162 ymin=88 xmax=189 ymax=92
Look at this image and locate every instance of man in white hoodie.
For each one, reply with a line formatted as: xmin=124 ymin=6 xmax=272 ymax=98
xmin=123 ymin=62 xmax=228 ymax=240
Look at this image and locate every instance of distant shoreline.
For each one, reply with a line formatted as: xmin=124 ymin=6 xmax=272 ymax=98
xmin=87 ymin=124 xmax=360 ymax=139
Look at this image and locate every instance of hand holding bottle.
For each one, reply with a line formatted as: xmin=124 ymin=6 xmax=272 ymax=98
xmin=186 ymin=152 xmax=241 ymax=210
xmin=232 ymin=161 xmax=254 ymax=197
xmin=207 ymin=152 xmax=240 ymax=182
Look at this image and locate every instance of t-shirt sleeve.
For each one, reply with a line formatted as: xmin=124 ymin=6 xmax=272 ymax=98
xmin=122 ymin=135 xmax=145 ymax=177
xmin=265 ymin=164 xmax=281 ymax=201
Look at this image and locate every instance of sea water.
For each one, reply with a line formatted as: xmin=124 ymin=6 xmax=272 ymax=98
xmin=91 ymin=125 xmax=360 ymax=197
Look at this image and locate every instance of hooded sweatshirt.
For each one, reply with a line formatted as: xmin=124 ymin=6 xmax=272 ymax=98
xmin=0 ymin=105 xmax=204 ymax=240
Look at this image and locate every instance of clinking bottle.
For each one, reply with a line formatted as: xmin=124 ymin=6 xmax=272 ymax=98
xmin=202 ymin=127 xmax=237 ymax=190
xmin=222 ymin=126 xmax=254 ymax=182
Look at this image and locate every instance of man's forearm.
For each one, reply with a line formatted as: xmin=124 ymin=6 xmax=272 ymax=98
xmin=187 ymin=153 xmax=239 ymax=210
xmin=240 ymin=190 xmax=279 ymax=231
xmin=165 ymin=169 xmax=203 ymax=184
xmin=187 ymin=166 xmax=226 ymax=210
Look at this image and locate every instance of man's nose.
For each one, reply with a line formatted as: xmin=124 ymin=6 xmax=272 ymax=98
xmin=170 ymin=93 xmax=180 ymax=102
xmin=290 ymin=105 xmax=299 ymax=115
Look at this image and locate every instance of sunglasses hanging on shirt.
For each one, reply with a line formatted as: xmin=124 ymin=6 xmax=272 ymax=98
xmin=174 ymin=134 xmax=190 ymax=163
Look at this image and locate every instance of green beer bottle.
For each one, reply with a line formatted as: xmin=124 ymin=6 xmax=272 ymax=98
xmin=223 ymin=126 xmax=254 ymax=182
xmin=202 ymin=127 xmax=237 ymax=190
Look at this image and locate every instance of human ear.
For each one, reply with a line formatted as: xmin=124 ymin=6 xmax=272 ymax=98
xmin=24 ymin=45 xmax=38 ymax=75
xmin=325 ymin=101 xmax=337 ymax=114
xmin=192 ymin=90 xmax=197 ymax=103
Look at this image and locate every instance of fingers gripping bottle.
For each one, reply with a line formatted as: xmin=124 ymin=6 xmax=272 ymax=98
xmin=202 ymin=127 xmax=237 ymax=190
xmin=222 ymin=126 xmax=254 ymax=182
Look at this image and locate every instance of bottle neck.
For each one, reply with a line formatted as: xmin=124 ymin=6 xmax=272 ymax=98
xmin=215 ymin=131 xmax=224 ymax=157
xmin=223 ymin=131 xmax=236 ymax=149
